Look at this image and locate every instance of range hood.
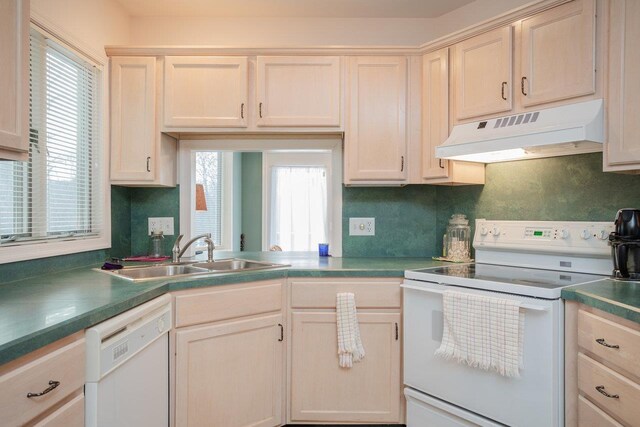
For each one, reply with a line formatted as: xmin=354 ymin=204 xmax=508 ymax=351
xmin=436 ymin=99 xmax=604 ymax=163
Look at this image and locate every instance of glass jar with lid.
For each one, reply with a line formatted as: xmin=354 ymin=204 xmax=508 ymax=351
xmin=148 ymin=230 xmax=165 ymax=258
xmin=445 ymin=214 xmax=471 ymax=262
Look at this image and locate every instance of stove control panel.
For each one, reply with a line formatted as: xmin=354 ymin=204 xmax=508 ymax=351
xmin=474 ymin=219 xmax=614 ymax=256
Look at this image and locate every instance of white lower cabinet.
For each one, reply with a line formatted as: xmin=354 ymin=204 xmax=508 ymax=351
xmin=289 ymin=311 xmax=401 ymax=423
xmin=175 ymin=315 xmax=284 ymax=427
xmin=0 ymin=334 xmax=85 ymax=427
xmin=287 ymin=277 xmax=403 ymax=424
xmin=173 ymin=280 xmax=285 ymax=427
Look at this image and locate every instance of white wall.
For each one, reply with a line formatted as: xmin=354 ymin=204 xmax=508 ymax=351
xmin=427 ymin=0 xmax=535 ymax=42
xmin=126 ymin=0 xmax=538 ymax=47
xmin=129 ymin=17 xmax=434 ymax=46
xmin=31 ymin=0 xmax=130 ymax=57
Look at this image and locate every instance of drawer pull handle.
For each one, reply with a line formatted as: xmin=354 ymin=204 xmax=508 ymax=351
xmin=278 ymin=323 xmax=284 ymax=342
xmin=27 ymin=380 xmax=60 ymax=398
xmin=596 ymin=338 xmax=620 ymax=349
xmin=521 ymin=76 xmax=528 ymax=96
xmin=501 ymin=81 xmax=507 ymax=100
xmin=596 ymin=385 xmax=619 ymax=399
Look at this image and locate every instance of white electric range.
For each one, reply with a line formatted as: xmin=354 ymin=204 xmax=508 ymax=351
xmin=402 ymin=219 xmax=614 ymax=427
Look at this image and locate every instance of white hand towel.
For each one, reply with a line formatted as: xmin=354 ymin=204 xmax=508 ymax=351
xmin=336 ymin=292 xmax=365 ymax=368
xmin=435 ymin=290 xmax=524 ymax=378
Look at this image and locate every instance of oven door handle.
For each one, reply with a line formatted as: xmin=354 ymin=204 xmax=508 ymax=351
xmin=401 ymin=283 xmax=548 ymax=312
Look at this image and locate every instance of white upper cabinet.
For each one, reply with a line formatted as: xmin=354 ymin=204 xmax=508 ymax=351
xmin=256 ymin=56 xmax=341 ymax=127
xmin=422 ymin=48 xmax=450 ymax=180
xmin=453 ymin=26 xmax=513 ymax=121
xmin=110 ymin=56 xmax=177 ymax=186
xmin=344 ymin=56 xmax=407 ymax=183
xmin=0 ymin=0 xmax=29 ymax=161
xmin=605 ymin=0 xmax=640 ymax=171
xmin=164 ymin=56 xmax=248 ymax=128
xmin=519 ymin=0 xmax=596 ymax=108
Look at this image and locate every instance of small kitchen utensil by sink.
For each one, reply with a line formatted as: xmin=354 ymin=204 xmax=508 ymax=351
xmin=98 ymin=258 xmax=287 ymax=282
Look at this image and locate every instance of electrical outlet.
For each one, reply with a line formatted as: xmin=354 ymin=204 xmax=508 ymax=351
xmin=148 ymin=217 xmax=175 ymax=236
xmin=349 ymin=217 xmax=375 ymax=236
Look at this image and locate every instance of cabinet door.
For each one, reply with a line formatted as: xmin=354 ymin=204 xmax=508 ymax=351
xmin=110 ymin=57 xmax=156 ymax=181
xmin=605 ymin=0 xmax=640 ymax=170
xmin=0 ymin=0 xmax=29 ymax=160
xmin=290 ymin=311 xmax=401 ymax=423
xmin=422 ymin=48 xmax=450 ymax=179
xmin=256 ymin=56 xmax=340 ymax=127
xmin=453 ymin=26 xmax=513 ymax=121
xmin=164 ymin=56 xmax=248 ymax=128
xmin=520 ymin=0 xmax=596 ymax=108
xmin=345 ymin=57 xmax=407 ymax=182
xmin=175 ymin=315 xmax=283 ymax=427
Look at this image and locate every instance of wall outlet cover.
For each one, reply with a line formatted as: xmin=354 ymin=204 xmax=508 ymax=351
xmin=349 ymin=217 xmax=375 ymax=236
xmin=148 ymin=217 xmax=175 ymax=236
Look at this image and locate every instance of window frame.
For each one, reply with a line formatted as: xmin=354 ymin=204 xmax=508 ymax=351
xmin=262 ymin=151 xmax=333 ymax=252
xmin=178 ymin=137 xmax=343 ymax=257
xmin=0 ymin=22 xmax=110 ymax=264
xmin=179 ymin=142 xmax=235 ymax=255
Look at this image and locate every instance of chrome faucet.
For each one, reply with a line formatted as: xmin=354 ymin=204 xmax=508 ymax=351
xmin=172 ymin=233 xmax=215 ymax=263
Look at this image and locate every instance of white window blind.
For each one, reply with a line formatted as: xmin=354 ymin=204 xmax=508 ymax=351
xmin=269 ymin=166 xmax=328 ymax=251
xmin=0 ymin=29 xmax=102 ymax=245
xmin=194 ymin=151 xmax=223 ymax=246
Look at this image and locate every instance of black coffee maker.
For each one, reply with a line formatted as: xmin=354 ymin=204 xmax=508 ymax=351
xmin=609 ymin=209 xmax=640 ymax=279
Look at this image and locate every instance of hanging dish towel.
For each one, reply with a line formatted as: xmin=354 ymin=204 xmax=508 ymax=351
xmin=435 ymin=290 xmax=525 ymax=378
xmin=336 ymin=292 xmax=365 ymax=368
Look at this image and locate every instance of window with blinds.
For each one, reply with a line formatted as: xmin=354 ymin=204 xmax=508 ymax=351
xmin=0 ymin=29 xmax=102 ymax=246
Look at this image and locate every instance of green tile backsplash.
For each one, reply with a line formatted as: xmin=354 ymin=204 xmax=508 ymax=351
xmin=435 ymin=153 xmax=640 ymax=254
xmin=342 ymin=185 xmax=438 ymax=257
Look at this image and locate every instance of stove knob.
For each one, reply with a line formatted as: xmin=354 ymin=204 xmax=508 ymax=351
xmin=580 ymin=229 xmax=592 ymax=240
xmin=492 ymin=227 xmax=501 ymax=237
xmin=597 ymin=230 xmax=609 ymax=240
xmin=560 ymin=229 xmax=570 ymax=239
xmin=480 ymin=227 xmax=488 ymax=236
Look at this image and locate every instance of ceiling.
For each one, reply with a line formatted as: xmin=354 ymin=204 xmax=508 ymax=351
xmin=116 ymin=0 xmax=476 ymax=18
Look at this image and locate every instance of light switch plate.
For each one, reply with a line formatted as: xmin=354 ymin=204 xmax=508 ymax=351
xmin=148 ymin=217 xmax=175 ymax=236
xmin=349 ymin=217 xmax=375 ymax=236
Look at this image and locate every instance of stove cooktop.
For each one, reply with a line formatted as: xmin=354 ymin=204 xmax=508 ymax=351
xmin=405 ymin=263 xmax=606 ymax=298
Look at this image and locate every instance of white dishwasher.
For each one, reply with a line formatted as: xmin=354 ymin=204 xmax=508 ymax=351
xmin=85 ymin=294 xmax=171 ymax=427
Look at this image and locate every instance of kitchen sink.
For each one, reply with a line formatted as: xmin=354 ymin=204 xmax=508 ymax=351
xmin=192 ymin=259 xmax=284 ymax=272
xmin=100 ymin=258 xmax=287 ymax=282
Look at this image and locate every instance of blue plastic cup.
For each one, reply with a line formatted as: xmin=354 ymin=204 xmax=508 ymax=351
xmin=318 ymin=243 xmax=329 ymax=257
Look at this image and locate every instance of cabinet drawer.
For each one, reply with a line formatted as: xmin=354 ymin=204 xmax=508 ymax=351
xmin=0 ymin=338 xmax=85 ymax=427
xmin=175 ymin=280 xmax=283 ymax=327
xmin=578 ymin=353 xmax=640 ymax=426
xmin=578 ymin=309 xmax=640 ymax=379
xmin=33 ymin=393 xmax=84 ymax=427
xmin=578 ymin=395 xmax=622 ymax=427
xmin=290 ymin=279 xmax=401 ymax=309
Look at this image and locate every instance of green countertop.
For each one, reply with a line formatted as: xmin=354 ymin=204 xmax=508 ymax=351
xmin=0 ymin=252 xmax=444 ymax=366
xmin=561 ymin=279 xmax=640 ymax=324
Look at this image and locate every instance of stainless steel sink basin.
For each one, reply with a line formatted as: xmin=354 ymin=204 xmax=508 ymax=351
xmin=192 ymin=259 xmax=284 ymax=272
xmin=99 ymin=258 xmax=287 ymax=282
xmin=109 ymin=264 xmax=210 ymax=281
